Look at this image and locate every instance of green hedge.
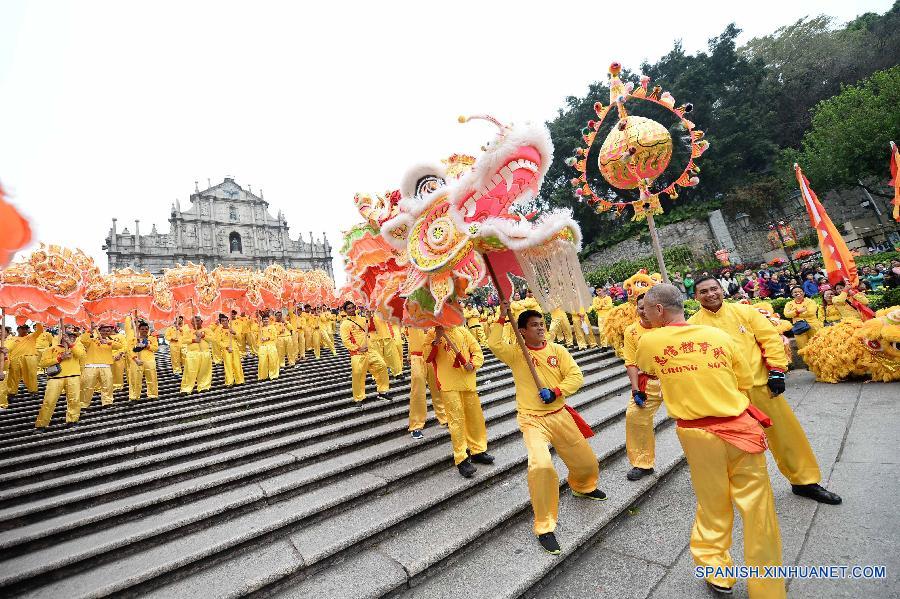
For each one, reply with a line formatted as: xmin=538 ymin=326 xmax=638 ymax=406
xmin=871 ymin=287 xmax=900 ymax=311
xmin=855 ymin=250 xmax=899 ymax=268
xmin=585 ymin=246 xmax=720 ymax=286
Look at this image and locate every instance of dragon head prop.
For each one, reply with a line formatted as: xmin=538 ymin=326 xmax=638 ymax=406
xmin=623 ymin=270 xmax=662 ymax=301
xmin=355 ymin=115 xmax=589 ymax=326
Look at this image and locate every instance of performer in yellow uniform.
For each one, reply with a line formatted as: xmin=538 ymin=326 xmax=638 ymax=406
xmin=274 ymin=311 xmax=296 ymax=367
xmin=290 ymin=306 xmax=306 ymax=360
xmin=109 ymin=325 xmax=128 ymax=391
xmin=207 ymin=319 xmax=224 ymax=366
xmin=320 ymin=309 xmax=338 ymax=356
xmin=79 ymin=324 xmax=122 ymax=407
xmin=571 ymin=307 xmax=597 ymax=349
xmin=125 ymin=316 xmax=159 ymax=400
xmin=832 ymin=282 xmax=869 ymax=322
xmin=622 ymin=294 xmax=664 ymax=480
xmin=339 ymin=302 xmax=390 ymax=403
xmin=464 ymin=303 xmax=487 ymax=346
xmin=548 ymin=307 xmax=574 ymax=347
xmin=302 ymin=305 xmax=314 ymax=355
xmin=406 ymin=326 xmax=446 ymax=438
xmin=783 ymin=286 xmax=821 ymax=350
xmin=215 ymin=313 xmax=245 ymax=387
xmin=5 ymin=323 xmax=44 ymax=396
xmin=637 ymin=284 xmax=785 ymax=598
xmin=164 ymin=316 xmax=188 ymax=374
xmin=247 ymin=315 xmax=260 ymax=357
xmin=488 ymin=301 xmax=606 ymax=555
xmin=425 ymin=325 xmax=491 ymax=476
xmin=180 ymin=316 xmax=213 ymax=393
xmin=257 ymin=313 xmax=281 ymax=381
xmin=0 ymin=334 xmax=8 ymax=409
xmin=371 ymin=313 xmax=403 ymax=377
xmin=690 ymin=276 xmax=841 ymax=504
xmin=591 ymin=287 xmax=614 ymax=346
xmin=36 ymin=330 xmax=86 ymax=427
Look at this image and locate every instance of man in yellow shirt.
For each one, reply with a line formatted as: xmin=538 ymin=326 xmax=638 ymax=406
xmin=689 ymin=276 xmax=840 ymax=505
xmin=181 ymin=316 xmax=213 ymax=393
xmin=622 ymin=294 xmax=664 ymax=481
xmin=125 ymin=316 xmax=159 ymax=400
xmin=783 ymin=286 xmax=821 ymax=350
xmin=274 ymin=311 xmax=296 ymax=367
xmin=591 ymin=287 xmax=614 ymax=346
xmin=290 ymin=306 xmax=306 ymax=360
xmin=5 ymin=323 xmax=44 ymax=396
xmin=488 ymin=301 xmax=606 ymax=555
xmin=637 ymin=284 xmax=785 ymax=598
xmin=339 ymin=302 xmax=390 ymax=403
xmin=79 ymin=324 xmax=122 ymax=408
xmin=36 ymin=329 xmax=86 ymax=428
xmin=832 ymin=282 xmax=869 ymax=321
xmin=406 ymin=326 xmax=446 ymax=439
xmin=425 ymin=325 xmax=491 ymax=475
xmin=215 ymin=313 xmax=245 ymax=387
xmin=256 ymin=313 xmax=281 ymax=381
xmin=464 ymin=302 xmax=487 ymax=346
xmin=164 ymin=316 xmax=188 ymax=375
xmin=320 ymin=309 xmax=338 ymax=356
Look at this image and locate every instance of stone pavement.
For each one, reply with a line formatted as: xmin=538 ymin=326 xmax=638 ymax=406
xmin=538 ymin=370 xmax=899 ymax=598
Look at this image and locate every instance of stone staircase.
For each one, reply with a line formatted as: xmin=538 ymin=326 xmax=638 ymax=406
xmin=0 ymin=337 xmax=687 ymax=599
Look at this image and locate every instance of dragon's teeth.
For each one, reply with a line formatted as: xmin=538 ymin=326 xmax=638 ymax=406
xmin=500 ymin=166 xmax=515 ymax=191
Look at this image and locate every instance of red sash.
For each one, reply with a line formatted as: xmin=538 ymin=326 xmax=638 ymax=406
xmin=677 ymin=405 xmax=772 ymax=454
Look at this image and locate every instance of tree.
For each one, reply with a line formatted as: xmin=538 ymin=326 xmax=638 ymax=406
xmin=782 ymin=66 xmax=900 ymax=197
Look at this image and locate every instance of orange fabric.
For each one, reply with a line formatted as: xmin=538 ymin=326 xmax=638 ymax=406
xmin=677 ymin=409 xmax=769 ymax=454
xmin=891 ymin=142 xmax=899 ymax=222
xmin=0 ymin=185 xmax=31 ymax=267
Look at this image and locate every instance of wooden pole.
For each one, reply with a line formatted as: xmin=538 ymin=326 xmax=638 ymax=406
xmin=483 ymin=254 xmax=545 ymax=389
xmin=646 ymin=212 xmax=669 ymax=284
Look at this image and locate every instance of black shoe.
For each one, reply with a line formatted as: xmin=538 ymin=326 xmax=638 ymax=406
xmin=572 ymin=488 xmax=608 ymax=501
xmin=376 ymin=392 xmax=392 ymax=402
xmin=470 ymin=451 xmax=495 ymax=465
xmin=457 ymin=458 xmax=477 ymax=478
xmin=706 ymin=580 xmax=733 ymax=594
xmin=791 ymin=483 xmax=842 ymax=505
xmin=627 ymin=467 xmax=654 ymax=481
xmin=410 ymin=429 xmax=425 ymax=440
xmin=537 ymin=532 xmax=561 ymax=555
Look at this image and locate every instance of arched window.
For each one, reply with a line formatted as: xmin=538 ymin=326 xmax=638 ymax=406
xmin=229 ymin=232 xmax=242 ymax=254
xmin=229 ymin=205 xmax=238 ymax=221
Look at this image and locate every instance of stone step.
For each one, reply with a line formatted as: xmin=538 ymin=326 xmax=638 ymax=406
xmin=0 ymin=361 xmax=627 ymax=597
xmin=0 ymin=365 xmax=622 ymax=553
xmin=0 ymin=352 xmax=614 ymax=512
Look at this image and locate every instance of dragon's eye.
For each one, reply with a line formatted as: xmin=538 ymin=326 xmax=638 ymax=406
xmin=864 ymin=339 xmax=882 ymax=352
xmin=416 ymin=176 xmax=444 ymax=199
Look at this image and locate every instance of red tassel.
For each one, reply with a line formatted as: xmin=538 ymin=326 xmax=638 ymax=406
xmin=564 ymin=405 xmax=595 ymax=439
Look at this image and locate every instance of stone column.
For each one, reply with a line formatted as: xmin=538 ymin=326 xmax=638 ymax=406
xmin=208 ymin=197 xmax=216 ymax=256
xmin=134 ymin=220 xmax=141 ymax=269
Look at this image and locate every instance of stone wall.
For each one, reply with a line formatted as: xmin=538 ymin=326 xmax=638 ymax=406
xmin=582 ymin=185 xmax=897 ymax=273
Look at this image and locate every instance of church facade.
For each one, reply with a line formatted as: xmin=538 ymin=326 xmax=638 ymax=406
xmin=103 ymin=178 xmax=333 ymax=277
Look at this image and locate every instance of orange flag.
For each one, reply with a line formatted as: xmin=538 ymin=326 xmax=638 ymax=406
xmin=795 ymin=164 xmax=875 ymax=319
xmin=0 ymin=183 xmax=32 ymax=267
xmin=890 ymin=141 xmax=899 ymax=223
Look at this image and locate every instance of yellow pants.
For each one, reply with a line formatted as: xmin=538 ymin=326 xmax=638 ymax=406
xmin=310 ymin=330 xmax=321 ymax=359
xmin=677 ymin=426 xmax=785 ymax=598
xmin=0 ymin=372 xmax=7 ymax=408
xmin=81 ymin=366 xmax=114 ymax=407
xmin=169 ymin=342 xmax=184 ymax=374
xmin=350 ymin=350 xmax=389 ymax=402
xmin=128 ymin=357 xmax=158 ymax=400
xmin=287 ymin=334 xmax=299 ymax=364
xmin=111 ymin=358 xmax=126 ymax=391
xmin=247 ymin=332 xmax=259 ymax=355
xmin=572 ymin=318 xmax=589 ymax=349
xmin=181 ymin=350 xmax=212 ymax=392
xmin=7 ymin=354 xmax=38 ymax=394
xmin=518 ymin=409 xmax=599 ymax=535
xmin=257 ymin=344 xmax=280 ymax=380
xmin=277 ymin=336 xmax=294 ymax=366
xmin=321 ymin=328 xmax=337 ymax=356
xmin=625 ymin=380 xmax=663 ymax=469
xmin=468 ymin=325 xmax=486 ymax=346
xmin=373 ymin=338 xmax=402 ymax=377
xmin=37 ymin=375 xmax=82 ymax=427
xmin=442 ymin=390 xmax=488 ymax=466
xmin=408 ymin=354 xmax=446 ymax=429
xmin=549 ymin=317 xmax=573 ymax=346
xmin=794 ymin=329 xmax=815 ymax=351
xmin=294 ymin=329 xmax=305 ymax=359
xmin=304 ymin=329 xmax=313 ymax=353
xmin=747 ymin=385 xmax=821 ymax=485
xmin=222 ymin=348 xmax=245 ymax=386
xmin=211 ymin=342 xmax=223 ymax=365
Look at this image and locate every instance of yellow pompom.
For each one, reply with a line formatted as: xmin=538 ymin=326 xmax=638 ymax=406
xmin=457 ymin=115 xmax=468 ymax=123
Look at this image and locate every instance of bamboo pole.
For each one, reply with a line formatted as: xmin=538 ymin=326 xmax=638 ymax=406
xmin=646 ymin=212 xmax=669 ymax=284
xmin=483 ymin=254 xmax=545 ymax=389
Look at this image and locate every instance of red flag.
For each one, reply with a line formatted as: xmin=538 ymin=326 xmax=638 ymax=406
xmin=0 ymin=183 xmax=32 ymax=267
xmin=795 ymin=164 xmax=875 ymax=320
xmin=890 ymin=141 xmax=899 ymax=223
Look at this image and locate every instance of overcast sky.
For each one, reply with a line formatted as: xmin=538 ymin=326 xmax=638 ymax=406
xmin=0 ymin=0 xmax=892 ymax=287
